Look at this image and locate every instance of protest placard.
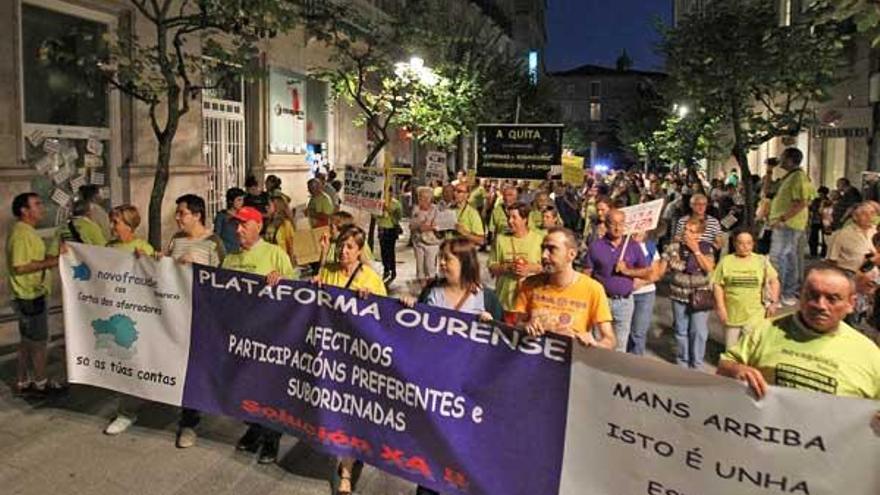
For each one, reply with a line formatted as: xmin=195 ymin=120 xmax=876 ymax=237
xmin=476 ymin=124 xmax=563 ymax=180
xmin=425 ymin=151 xmax=448 ymax=184
xmin=434 ymin=208 xmax=458 ymax=231
xmin=60 ymin=244 xmax=880 ymax=495
xmin=618 ymin=198 xmax=664 ymax=234
xmin=343 ymin=165 xmax=385 ymax=215
xmin=562 ymin=156 xmax=585 ymax=186
xmin=290 ymin=226 xmax=329 ymax=265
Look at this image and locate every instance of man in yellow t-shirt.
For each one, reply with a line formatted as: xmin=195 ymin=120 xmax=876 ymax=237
xmin=50 ymin=200 xmax=107 ymax=254
xmin=451 ymin=183 xmax=485 ymax=246
xmin=221 ymin=206 xmax=295 ymax=464
xmin=718 ymin=263 xmax=880 ymax=412
xmin=6 ymin=193 xmax=62 ymax=395
xmin=488 ymin=203 xmax=544 ymax=311
xmin=768 ymin=147 xmax=815 ymax=305
xmin=513 ymin=227 xmax=615 ymax=349
xmin=306 ymin=178 xmax=336 ymax=228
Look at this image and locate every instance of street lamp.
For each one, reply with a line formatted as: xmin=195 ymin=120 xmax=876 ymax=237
xmin=677 ymin=104 xmax=690 ymax=118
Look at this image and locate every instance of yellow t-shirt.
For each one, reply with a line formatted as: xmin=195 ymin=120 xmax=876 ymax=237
xmin=264 ymin=219 xmax=296 ymax=259
xmin=107 ymin=238 xmax=156 ymax=256
xmin=468 ymin=186 xmax=486 ymax=211
xmin=319 ymin=262 xmax=387 ymax=297
xmin=6 ymin=221 xmax=49 ymax=300
xmin=769 ymin=169 xmax=815 ymax=231
xmin=307 ymin=192 xmax=335 ymax=228
xmin=222 ymin=240 xmax=296 ymax=279
xmin=488 ymin=203 xmax=508 ymax=234
xmin=721 ymin=314 xmax=880 ymax=399
xmin=49 ymin=217 xmax=107 ymax=255
xmin=455 ymin=204 xmax=485 ymax=238
xmin=513 ymin=272 xmax=612 ymax=335
xmin=375 ymin=199 xmax=403 ymax=229
xmin=490 ymin=230 xmax=544 ymax=310
xmin=711 ymin=254 xmax=778 ymax=326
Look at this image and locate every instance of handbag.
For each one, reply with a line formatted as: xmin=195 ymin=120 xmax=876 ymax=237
xmin=688 ymin=287 xmax=715 ymax=312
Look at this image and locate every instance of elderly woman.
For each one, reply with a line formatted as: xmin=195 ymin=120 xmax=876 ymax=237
xmin=411 ymin=186 xmax=442 ymax=283
xmin=660 ymin=217 xmax=716 ymax=369
xmin=712 ymin=230 xmax=780 ymax=349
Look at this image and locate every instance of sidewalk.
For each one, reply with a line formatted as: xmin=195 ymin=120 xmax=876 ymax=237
xmin=0 ymin=233 xmax=779 ymax=494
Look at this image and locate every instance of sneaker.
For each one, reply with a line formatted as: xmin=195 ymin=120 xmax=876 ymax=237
xmin=14 ymin=382 xmax=33 ymax=396
xmin=258 ymin=435 xmax=279 ymax=464
xmin=31 ymin=380 xmax=68 ymax=398
xmin=236 ymin=426 xmax=262 ymax=452
xmin=176 ymin=427 xmax=197 ymax=449
xmin=104 ymin=415 xmax=135 ymax=435
xmin=782 ymin=297 xmax=799 ymax=307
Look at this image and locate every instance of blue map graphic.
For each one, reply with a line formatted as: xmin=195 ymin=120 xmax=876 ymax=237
xmin=72 ymin=263 xmax=91 ymax=281
xmin=92 ymin=314 xmax=139 ymax=349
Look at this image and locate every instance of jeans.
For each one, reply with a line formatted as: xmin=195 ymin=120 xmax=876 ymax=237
xmin=609 ymin=296 xmax=635 ymax=353
xmin=671 ymin=300 xmax=710 ymax=369
xmin=769 ymin=226 xmax=805 ymax=300
xmin=627 ymin=290 xmax=656 ymax=355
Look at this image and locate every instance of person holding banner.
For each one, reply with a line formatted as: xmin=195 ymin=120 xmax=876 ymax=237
xmin=106 ymin=205 xmax=154 ymax=256
xmin=51 ymin=199 xmax=107 ymax=249
xmin=718 ymin=263 xmax=880 ymax=403
xmin=661 ymin=217 xmax=716 ymax=370
xmin=489 ymin=203 xmax=544 ymax=314
xmin=451 ymin=182 xmax=485 ymax=246
xmin=7 ymin=193 xmax=64 ymax=396
xmin=314 ymin=225 xmax=386 ymax=495
xmin=584 ymin=209 xmax=651 ymax=353
xmin=223 ymin=205 xmax=295 ymax=462
xmin=515 ymin=227 xmax=616 ymax=349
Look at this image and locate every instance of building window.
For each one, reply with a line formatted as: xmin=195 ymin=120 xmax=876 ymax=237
xmin=590 ymin=102 xmax=602 ymax=122
xmin=22 ymin=3 xmax=109 ymax=128
xmin=528 ymin=50 xmax=539 ymax=85
xmin=590 ymin=81 xmax=601 ymax=98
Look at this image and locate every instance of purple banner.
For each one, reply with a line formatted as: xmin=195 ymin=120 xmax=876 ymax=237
xmin=183 ymin=266 xmax=571 ymax=495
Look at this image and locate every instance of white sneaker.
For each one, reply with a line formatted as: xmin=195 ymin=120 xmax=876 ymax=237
xmin=176 ymin=427 xmax=197 ymax=448
xmin=104 ymin=415 xmax=135 ymax=435
xmin=782 ymin=297 xmax=799 ymax=307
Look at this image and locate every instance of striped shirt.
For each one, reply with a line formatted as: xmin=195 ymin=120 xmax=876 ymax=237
xmin=674 ymin=215 xmax=722 ymax=248
xmin=166 ymin=232 xmax=225 ymax=267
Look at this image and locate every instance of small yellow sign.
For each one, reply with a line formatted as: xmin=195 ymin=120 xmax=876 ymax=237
xmin=562 ymin=156 xmax=585 ymax=185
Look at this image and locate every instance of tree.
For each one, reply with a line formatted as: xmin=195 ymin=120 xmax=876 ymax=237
xmin=52 ymin=1 xmax=298 ymax=248
xmin=828 ymin=0 xmax=880 ymax=41
xmin=303 ymin=1 xmax=432 ymax=169
xmin=662 ymin=0 xmax=845 ymax=225
xmin=616 ymin=78 xmax=668 ymax=169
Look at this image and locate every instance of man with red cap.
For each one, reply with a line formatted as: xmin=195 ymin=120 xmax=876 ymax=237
xmin=221 ymin=205 xmax=296 ymax=463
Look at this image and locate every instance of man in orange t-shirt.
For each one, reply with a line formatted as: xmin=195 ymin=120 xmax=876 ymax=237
xmin=513 ymin=227 xmax=616 ymax=349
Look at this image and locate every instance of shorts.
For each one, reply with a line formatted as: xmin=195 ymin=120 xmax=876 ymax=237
xmin=13 ymin=297 xmax=49 ymax=342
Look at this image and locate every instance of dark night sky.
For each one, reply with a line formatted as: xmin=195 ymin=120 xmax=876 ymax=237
xmin=545 ymin=0 xmax=672 ymax=72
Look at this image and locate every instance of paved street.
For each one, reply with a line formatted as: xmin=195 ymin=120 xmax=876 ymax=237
xmin=0 ymin=234 xmax=739 ymax=495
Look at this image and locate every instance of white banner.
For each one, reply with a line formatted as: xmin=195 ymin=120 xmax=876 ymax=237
xmin=60 ymin=243 xmax=193 ymax=406
xmin=343 ymin=165 xmax=385 ymax=215
xmin=560 ymin=348 xmax=880 ymax=495
xmin=619 ymin=198 xmax=664 ymax=234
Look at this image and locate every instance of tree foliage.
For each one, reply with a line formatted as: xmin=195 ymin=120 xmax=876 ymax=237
xmin=662 ymin=0 xmax=846 ymax=225
xmin=828 ymin=0 xmax=880 ymax=43
xmin=51 ymin=0 xmax=299 ymax=247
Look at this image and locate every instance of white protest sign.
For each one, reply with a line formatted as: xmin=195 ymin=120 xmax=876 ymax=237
xmin=51 ymin=188 xmax=72 ymax=207
xmin=425 ymin=151 xmax=448 ymax=184
xmin=59 ymin=244 xmax=193 ymax=406
xmin=558 ymin=348 xmax=880 ymax=495
xmin=434 ymin=209 xmax=458 ymax=231
xmin=343 ymin=165 xmax=385 ymax=216
xmin=619 ymin=198 xmax=664 ymax=234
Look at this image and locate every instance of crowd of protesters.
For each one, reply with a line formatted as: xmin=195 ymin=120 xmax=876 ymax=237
xmin=5 ymin=146 xmax=880 ymax=494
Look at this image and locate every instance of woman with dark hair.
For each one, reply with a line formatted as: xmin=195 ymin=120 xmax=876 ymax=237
xmin=214 ymin=187 xmax=245 ymax=253
xmin=401 ymin=238 xmax=497 ymax=495
xmin=314 ymin=225 xmax=385 ymax=495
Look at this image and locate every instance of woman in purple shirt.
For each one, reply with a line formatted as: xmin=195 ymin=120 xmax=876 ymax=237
xmin=660 ymin=217 xmax=716 ymax=369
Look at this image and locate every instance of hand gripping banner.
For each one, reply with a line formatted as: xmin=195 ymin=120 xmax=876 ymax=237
xmin=60 ymin=244 xmax=880 ymax=495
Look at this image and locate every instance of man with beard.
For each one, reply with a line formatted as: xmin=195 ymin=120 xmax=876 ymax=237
xmin=514 ymin=227 xmax=616 ymax=349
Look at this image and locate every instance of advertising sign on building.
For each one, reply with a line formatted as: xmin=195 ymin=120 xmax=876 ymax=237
xmin=269 ymin=68 xmax=306 ymax=154
xmin=476 ymin=124 xmax=564 ymax=180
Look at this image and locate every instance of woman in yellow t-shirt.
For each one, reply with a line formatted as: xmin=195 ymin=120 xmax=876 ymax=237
xmin=263 ymin=196 xmax=297 ymax=265
xmin=314 ymin=225 xmax=385 ymax=495
xmin=106 ymin=205 xmax=155 ymax=256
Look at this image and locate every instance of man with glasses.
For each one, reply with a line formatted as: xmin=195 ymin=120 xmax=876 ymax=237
xmin=451 ymin=183 xmax=485 ymax=246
